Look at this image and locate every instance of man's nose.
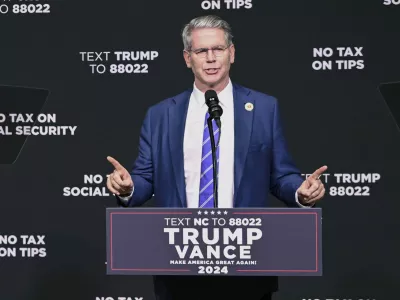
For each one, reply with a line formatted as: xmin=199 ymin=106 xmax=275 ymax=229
xmin=206 ymin=50 xmax=216 ymax=62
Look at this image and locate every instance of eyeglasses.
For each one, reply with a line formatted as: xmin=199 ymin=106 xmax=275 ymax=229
xmin=188 ymin=46 xmax=229 ymax=58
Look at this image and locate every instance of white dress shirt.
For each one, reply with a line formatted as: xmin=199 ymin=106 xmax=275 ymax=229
xmin=119 ymin=79 xmax=305 ymax=207
xmin=183 ymin=79 xmax=234 ymax=208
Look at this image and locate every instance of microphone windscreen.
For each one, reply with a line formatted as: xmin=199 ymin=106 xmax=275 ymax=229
xmin=205 ymin=89 xmax=218 ymax=101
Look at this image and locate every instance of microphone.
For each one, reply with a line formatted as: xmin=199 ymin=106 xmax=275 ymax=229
xmin=205 ymin=90 xmax=223 ymax=129
xmin=204 ymin=90 xmax=223 ymax=209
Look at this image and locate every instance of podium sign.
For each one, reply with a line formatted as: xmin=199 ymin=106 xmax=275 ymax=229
xmin=106 ymin=208 xmax=322 ymax=276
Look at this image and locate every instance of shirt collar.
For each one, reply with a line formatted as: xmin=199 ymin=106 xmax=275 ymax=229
xmin=192 ymin=78 xmax=233 ymax=108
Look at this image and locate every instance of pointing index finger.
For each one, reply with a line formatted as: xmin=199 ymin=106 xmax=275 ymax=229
xmin=107 ymin=156 xmax=124 ymax=172
xmin=310 ymin=165 xmax=328 ymax=180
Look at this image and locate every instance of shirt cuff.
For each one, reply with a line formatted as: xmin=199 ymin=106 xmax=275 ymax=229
xmin=295 ymin=191 xmax=314 ymax=208
xmin=117 ymin=186 xmax=134 ymax=202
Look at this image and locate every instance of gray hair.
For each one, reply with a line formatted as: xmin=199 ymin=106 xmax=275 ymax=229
xmin=182 ymin=15 xmax=233 ymax=51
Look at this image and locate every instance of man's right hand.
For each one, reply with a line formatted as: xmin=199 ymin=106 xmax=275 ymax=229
xmin=106 ymin=156 xmax=134 ymax=196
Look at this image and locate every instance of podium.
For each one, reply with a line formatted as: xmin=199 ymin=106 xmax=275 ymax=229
xmin=106 ymin=207 xmax=322 ymax=276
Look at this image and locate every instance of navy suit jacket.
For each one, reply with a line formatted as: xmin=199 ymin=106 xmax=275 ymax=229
xmin=123 ymin=83 xmax=304 ymax=208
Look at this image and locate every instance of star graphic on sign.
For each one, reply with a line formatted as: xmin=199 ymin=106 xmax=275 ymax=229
xmin=217 ymin=211 xmax=221 ymax=215
xmin=223 ymin=211 xmax=228 ymax=215
xmin=204 ymin=211 xmax=209 ymax=215
xmin=211 ymin=211 xmax=215 ymax=215
xmin=197 ymin=211 xmax=202 ymax=215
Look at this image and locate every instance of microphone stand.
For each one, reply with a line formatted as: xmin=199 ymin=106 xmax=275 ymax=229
xmin=207 ymin=116 xmax=220 ymax=208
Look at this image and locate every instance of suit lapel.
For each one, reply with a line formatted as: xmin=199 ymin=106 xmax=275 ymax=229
xmin=169 ymin=89 xmax=191 ymax=207
xmin=233 ymin=84 xmax=253 ymax=205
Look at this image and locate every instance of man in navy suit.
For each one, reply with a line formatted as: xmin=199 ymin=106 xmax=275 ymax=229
xmin=106 ymin=15 xmax=327 ymax=300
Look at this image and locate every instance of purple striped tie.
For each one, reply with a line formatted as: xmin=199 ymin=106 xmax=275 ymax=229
xmin=199 ymin=112 xmax=220 ymax=208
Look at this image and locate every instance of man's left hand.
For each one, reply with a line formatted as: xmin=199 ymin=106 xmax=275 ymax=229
xmin=297 ymin=165 xmax=328 ymax=206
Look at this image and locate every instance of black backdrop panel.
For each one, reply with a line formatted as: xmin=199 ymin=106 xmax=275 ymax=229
xmin=0 ymin=0 xmax=399 ymax=299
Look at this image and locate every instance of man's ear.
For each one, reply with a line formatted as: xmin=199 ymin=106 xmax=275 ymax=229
xmin=229 ymin=44 xmax=235 ymax=64
xmin=183 ymin=50 xmax=192 ymax=68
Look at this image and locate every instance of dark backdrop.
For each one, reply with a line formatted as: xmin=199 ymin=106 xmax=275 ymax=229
xmin=0 ymin=0 xmax=399 ymax=299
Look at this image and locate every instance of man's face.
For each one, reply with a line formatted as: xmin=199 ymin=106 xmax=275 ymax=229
xmin=184 ymin=28 xmax=235 ymax=90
